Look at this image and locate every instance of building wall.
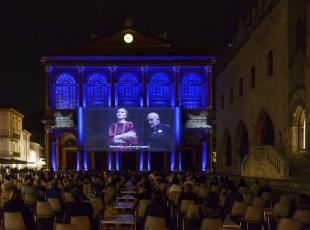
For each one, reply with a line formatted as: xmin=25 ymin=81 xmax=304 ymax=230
xmin=216 ymin=0 xmax=291 ymax=174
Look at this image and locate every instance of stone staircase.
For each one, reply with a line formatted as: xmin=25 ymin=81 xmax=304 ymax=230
xmin=241 ymin=145 xmax=289 ymax=179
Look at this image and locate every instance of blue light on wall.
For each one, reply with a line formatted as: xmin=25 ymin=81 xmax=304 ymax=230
xmin=202 ymin=142 xmax=207 ymax=171
xmin=180 ymin=73 xmax=203 ymax=109
xmin=51 ymin=142 xmax=56 ymax=170
xmin=84 ymin=151 xmax=88 ymax=170
xmin=147 ymin=152 xmax=150 ymax=171
xmin=175 ymin=107 xmax=181 ymax=146
xmin=116 ymin=152 xmax=119 ymax=171
xmin=139 ymin=151 xmax=144 ymax=171
xmin=85 ymin=74 xmax=108 ymax=107
xmin=78 ymin=107 xmax=84 ymax=150
xmin=76 ymin=151 xmax=80 ymax=170
xmin=179 ymin=152 xmax=182 ymax=170
xmin=170 ymin=151 xmax=175 ymax=171
xmin=108 ymin=152 xmax=112 ymax=170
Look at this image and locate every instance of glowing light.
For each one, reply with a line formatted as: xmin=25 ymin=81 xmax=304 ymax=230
xmin=116 ymin=152 xmax=119 ymax=171
xmin=77 ymin=151 xmax=80 ymax=170
xmin=51 ymin=142 xmax=56 ymax=170
xmin=139 ymin=151 xmax=144 ymax=171
xmin=124 ymin=33 xmax=133 ymax=44
xmin=108 ymin=152 xmax=112 ymax=170
xmin=202 ymin=142 xmax=207 ymax=171
xmin=171 ymin=151 xmax=175 ymax=171
xmin=175 ymin=107 xmax=181 ymax=146
xmin=84 ymin=151 xmax=88 ymax=170
xmin=147 ymin=152 xmax=150 ymax=171
xmin=179 ymin=152 xmax=182 ymax=170
xmin=303 ymin=119 xmax=306 ymax=149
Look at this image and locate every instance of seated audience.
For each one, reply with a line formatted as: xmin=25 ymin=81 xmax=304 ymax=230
xmin=64 ymin=188 xmax=94 ymax=222
xmin=3 ymin=189 xmax=35 ymax=230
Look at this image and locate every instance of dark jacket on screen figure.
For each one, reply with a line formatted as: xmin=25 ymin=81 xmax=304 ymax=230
xmin=145 ymin=123 xmax=173 ymax=151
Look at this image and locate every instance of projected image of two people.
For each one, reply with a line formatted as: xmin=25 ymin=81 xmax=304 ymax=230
xmin=107 ymin=108 xmax=174 ymax=151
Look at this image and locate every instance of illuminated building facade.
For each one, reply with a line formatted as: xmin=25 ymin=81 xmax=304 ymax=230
xmin=42 ymin=24 xmax=215 ymax=171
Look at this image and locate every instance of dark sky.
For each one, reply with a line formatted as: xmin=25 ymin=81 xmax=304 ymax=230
xmin=0 ymin=0 xmax=255 ymax=116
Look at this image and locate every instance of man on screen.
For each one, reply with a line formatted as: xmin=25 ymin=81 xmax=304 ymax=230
xmin=145 ymin=112 xmax=173 ymax=151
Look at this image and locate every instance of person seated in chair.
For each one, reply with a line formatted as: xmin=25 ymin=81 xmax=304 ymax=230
xmin=3 ymin=189 xmax=35 ymax=230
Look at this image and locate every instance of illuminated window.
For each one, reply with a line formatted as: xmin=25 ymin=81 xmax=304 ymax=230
xmin=221 ymin=94 xmax=224 ymax=110
xmin=267 ymin=50 xmax=273 ymax=77
xmin=239 ymin=78 xmax=243 ymax=96
xmin=118 ymin=73 xmax=139 ymax=106
xmin=181 ymin=73 xmax=202 ymax=108
xmin=149 ymin=73 xmax=170 ymax=106
xmin=86 ymin=74 xmax=108 ymax=107
xmin=251 ymin=66 xmax=256 ymax=89
xmin=55 ymin=74 xmax=77 ymax=109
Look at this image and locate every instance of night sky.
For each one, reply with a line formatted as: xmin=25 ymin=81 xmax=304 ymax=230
xmin=0 ymin=0 xmax=255 ymax=116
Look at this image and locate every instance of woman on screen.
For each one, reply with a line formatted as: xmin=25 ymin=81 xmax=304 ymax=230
xmin=108 ymin=108 xmax=138 ymax=145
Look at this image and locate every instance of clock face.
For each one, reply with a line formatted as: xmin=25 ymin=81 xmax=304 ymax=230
xmin=123 ymin=33 xmax=133 ymax=44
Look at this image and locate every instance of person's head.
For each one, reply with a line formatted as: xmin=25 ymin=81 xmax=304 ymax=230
xmin=151 ymin=190 xmax=161 ymax=203
xmin=9 ymin=189 xmax=23 ymax=202
xmin=205 ymin=192 xmax=220 ymax=208
xmin=147 ymin=113 xmax=160 ymax=128
xmin=71 ymin=188 xmax=83 ymax=202
xmin=116 ymin=108 xmax=128 ymax=120
xmin=183 ymin=183 xmax=193 ymax=193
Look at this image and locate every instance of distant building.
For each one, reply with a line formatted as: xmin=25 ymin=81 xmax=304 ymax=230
xmin=42 ymin=20 xmax=215 ymax=171
xmin=0 ymin=108 xmax=44 ymax=168
xmin=216 ymin=0 xmax=309 ymax=179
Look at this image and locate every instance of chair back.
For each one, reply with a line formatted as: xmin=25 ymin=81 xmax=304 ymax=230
xmin=0 ymin=195 xmax=9 ymax=208
xmin=231 ymin=202 xmax=248 ymax=216
xmin=54 ymin=223 xmax=77 ymax=230
xmin=244 ymin=207 xmax=264 ymax=222
xmin=185 ymin=204 xmax=199 ymax=220
xmin=252 ymin=197 xmax=265 ymax=208
xmin=90 ymin=197 xmax=104 ymax=216
xmin=70 ymin=216 xmax=91 ymax=230
xmin=293 ymin=209 xmax=310 ymax=223
xmin=159 ymin=183 xmax=167 ymax=193
xmin=48 ymin=198 xmax=62 ymax=212
xmin=219 ymin=195 xmax=226 ymax=207
xmin=261 ymin=192 xmax=272 ymax=201
xmin=238 ymin=187 xmax=247 ymax=194
xmin=273 ymin=203 xmax=289 ymax=218
xmin=197 ymin=188 xmax=209 ymax=199
xmin=23 ymin=193 xmax=36 ymax=204
xmin=279 ymin=195 xmax=289 ymax=205
xmin=4 ymin=212 xmax=26 ymax=230
xmin=210 ymin=185 xmax=219 ymax=193
xmin=137 ymin=199 xmax=152 ymax=219
xmin=180 ymin=200 xmax=195 ymax=214
xmin=36 ymin=201 xmax=53 ymax=217
xmin=277 ymin=218 xmax=301 ymax=230
xmin=63 ymin=192 xmax=74 ymax=203
xmin=200 ymin=218 xmax=221 ymax=230
xmin=243 ymin=193 xmax=253 ymax=206
xmin=144 ymin=215 xmax=166 ymax=230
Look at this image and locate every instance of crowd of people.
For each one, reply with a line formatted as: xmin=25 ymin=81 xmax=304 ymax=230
xmin=0 ymin=167 xmax=308 ymax=229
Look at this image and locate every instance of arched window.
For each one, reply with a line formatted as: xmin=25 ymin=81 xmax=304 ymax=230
xmin=118 ymin=73 xmax=139 ymax=106
xmin=55 ymin=74 xmax=77 ymax=109
xmin=85 ymin=74 xmax=108 ymax=107
xmin=181 ymin=73 xmax=202 ymax=108
xmin=223 ymin=130 xmax=232 ymax=166
xmin=149 ymin=73 xmax=170 ymax=106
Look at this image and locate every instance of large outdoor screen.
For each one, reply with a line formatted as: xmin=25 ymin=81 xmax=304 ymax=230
xmin=80 ymin=108 xmax=179 ymax=152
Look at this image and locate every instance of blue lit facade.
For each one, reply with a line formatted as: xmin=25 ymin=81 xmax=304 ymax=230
xmin=42 ymin=28 xmax=215 ymax=171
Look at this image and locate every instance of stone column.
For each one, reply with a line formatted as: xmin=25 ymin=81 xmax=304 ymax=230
xmin=76 ymin=66 xmax=84 ymax=107
xmin=142 ymin=66 xmax=147 ymax=107
xmin=45 ymin=129 xmax=51 ymax=169
xmin=55 ymin=138 xmax=59 ymax=170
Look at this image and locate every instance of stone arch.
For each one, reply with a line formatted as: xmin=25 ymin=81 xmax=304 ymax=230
xmin=235 ymin=120 xmax=249 ymax=163
xmin=254 ymin=109 xmax=275 ymax=146
xmin=222 ymin=128 xmax=232 ymax=167
xmin=58 ymin=132 xmax=78 ymax=170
